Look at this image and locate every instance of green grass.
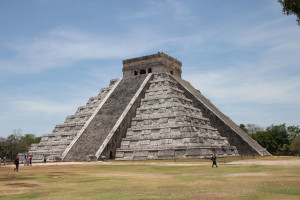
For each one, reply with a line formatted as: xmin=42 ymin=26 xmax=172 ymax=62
xmin=1 ymin=157 xmax=300 ymax=200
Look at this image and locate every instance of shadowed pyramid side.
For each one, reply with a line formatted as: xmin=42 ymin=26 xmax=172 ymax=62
xmin=63 ymin=74 xmax=151 ymax=161
xmin=29 ymin=79 xmax=120 ymax=162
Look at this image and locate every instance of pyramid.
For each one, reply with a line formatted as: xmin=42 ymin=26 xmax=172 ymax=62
xmin=29 ymin=53 xmax=270 ymax=162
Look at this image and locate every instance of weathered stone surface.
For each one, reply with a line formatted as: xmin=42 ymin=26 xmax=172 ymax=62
xmin=29 ymin=52 xmax=270 ymax=162
xmin=63 ymin=75 xmax=149 ymax=161
xmin=123 ymin=52 xmax=182 ymax=78
xmin=173 ymin=76 xmax=270 ymax=156
xmin=115 ymin=73 xmax=238 ymax=160
xmin=28 ymin=81 xmax=117 ymax=162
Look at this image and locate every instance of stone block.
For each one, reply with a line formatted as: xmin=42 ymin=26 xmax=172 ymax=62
xmin=158 ymin=150 xmax=174 ymax=156
xmin=134 ymin=151 xmax=148 ymax=157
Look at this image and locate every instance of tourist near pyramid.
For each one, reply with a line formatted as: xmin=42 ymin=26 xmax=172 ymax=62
xmin=29 ymin=52 xmax=271 ymax=162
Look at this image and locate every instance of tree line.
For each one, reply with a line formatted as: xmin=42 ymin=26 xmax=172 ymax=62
xmin=0 ymin=129 xmax=41 ymax=161
xmin=240 ymin=123 xmax=300 ymax=155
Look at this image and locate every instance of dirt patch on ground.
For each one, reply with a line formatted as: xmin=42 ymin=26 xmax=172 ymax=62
xmin=191 ymin=193 xmax=235 ymax=200
xmin=49 ymin=171 xmax=73 ymax=175
xmin=0 ymin=176 xmax=31 ymax=181
xmin=227 ymin=159 xmax=300 ymax=166
xmin=0 ymin=183 xmax=40 ymax=196
xmin=83 ymin=172 xmax=171 ymax=179
xmin=224 ymin=172 xmax=270 ymax=178
xmin=6 ymin=183 xmax=38 ymax=187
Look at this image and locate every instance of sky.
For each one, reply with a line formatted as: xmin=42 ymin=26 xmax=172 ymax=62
xmin=0 ymin=0 xmax=300 ymax=138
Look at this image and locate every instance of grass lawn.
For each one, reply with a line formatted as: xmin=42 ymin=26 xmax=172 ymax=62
xmin=0 ymin=156 xmax=300 ymax=200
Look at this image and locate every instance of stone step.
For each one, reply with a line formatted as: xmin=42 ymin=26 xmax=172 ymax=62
xmin=55 ymin=121 xmax=85 ymax=128
xmin=120 ymin=138 xmax=229 ymax=146
xmin=37 ymin=140 xmax=71 ymax=145
xmin=145 ymin=85 xmax=184 ymax=94
xmin=87 ymin=95 xmax=103 ymax=104
xmin=115 ymin=146 xmax=238 ymax=160
xmin=124 ymin=133 xmax=224 ymax=142
xmin=137 ymin=105 xmax=193 ymax=114
xmin=74 ymin=104 xmax=100 ymax=115
xmin=52 ymin=123 xmax=85 ymax=133
xmin=42 ymin=131 xmax=78 ymax=140
xmin=118 ymin=143 xmax=234 ymax=150
xmin=138 ymin=100 xmax=198 ymax=109
xmin=127 ymin=123 xmax=216 ymax=131
xmin=31 ymin=150 xmax=64 ymax=154
xmin=65 ymin=113 xmax=92 ymax=123
xmin=132 ymin=113 xmax=209 ymax=123
xmin=149 ymin=78 xmax=177 ymax=85
xmin=141 ymin=94 xmax=192 ymax=103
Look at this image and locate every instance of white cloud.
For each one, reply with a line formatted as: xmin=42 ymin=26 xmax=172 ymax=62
xmin=0 ymin=29 xmax=153 ymax=73
xmin=185 ymin=65 xmax=300 ymax=105
xmin=0 ymin=27 xmax=206 ymax=74
xmin=12 ymin=98 xmax=76 ymax=114
xmin=180 ymin=16 xmax=300 ymax=108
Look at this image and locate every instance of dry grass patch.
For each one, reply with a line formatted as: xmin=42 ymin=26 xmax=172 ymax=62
xmin=0 ymin=157 xmax=300 ymax=199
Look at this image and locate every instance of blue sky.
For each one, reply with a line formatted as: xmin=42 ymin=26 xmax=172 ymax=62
xmin=0 ymin=0 xmax=299 ymax=137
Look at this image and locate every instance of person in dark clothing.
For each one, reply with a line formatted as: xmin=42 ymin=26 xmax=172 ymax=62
xmin=14 ymin=156 xmax=19 ymax=172
xmin=211 ymin=154 xmax=218 ymax=168
xmin=44 ymin=156 xmax=47 ymax=163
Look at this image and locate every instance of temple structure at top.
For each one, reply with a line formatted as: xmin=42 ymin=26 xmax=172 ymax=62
xmin=123 ymin=52 xmax=182 ymax=77
xmin=29 ymin=52 xmax=270 ymax=162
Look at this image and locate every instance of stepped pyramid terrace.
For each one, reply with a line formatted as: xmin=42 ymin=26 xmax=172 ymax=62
xmin=29 ymin=52 xmax=271 ymax=162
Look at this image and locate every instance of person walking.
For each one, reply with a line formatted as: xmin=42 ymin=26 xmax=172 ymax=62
xmin=24 ymin=156 xmax=27 ymax=166
xmin=30 ymin=156 xmax=32 ymax=166
xmin=43 ymin=156 xmax=47 ymax=163
xmin=3 ymin=157 xmax=7 ymax=166
xmin=211 ymin=154 xmax=218 ymax=168
xmin=14 ymin=156 xmax=20 ymax=172
xmin=26 ymin=156 xmax=30 ymax=166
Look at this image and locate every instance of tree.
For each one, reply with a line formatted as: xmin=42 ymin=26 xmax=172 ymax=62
xmin=278 ymin=0 xmax=300 ymax=26
xmin=251 ymin=130 xmax=277 ymax=153
xmin=0 ymin=129 xmax=41 ymax=159
xmin=291 ymin=135 xmax=300 ymax=154
xmin=266 ymin=124 xmax=290 ymax=151
xmin=6 ymin=129 xmax=22 ymax=160
xmin=0 ymin=137 xmax=10 ymax=158
xmin=251 ymin=124 xmax=290 ymax=154
xmin=239 ymin=124 xmax=248 ymax=133
xmin=19 ymin=134 xmax=41 ymax=152
xmin=245 ymin=124 xmax=264 ymax=134
xmin=287 ymin=125 xmax=300 ymax=140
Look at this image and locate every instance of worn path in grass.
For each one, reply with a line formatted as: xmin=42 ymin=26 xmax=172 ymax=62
xmin=1 ymin=157 xmax=300 ymax=200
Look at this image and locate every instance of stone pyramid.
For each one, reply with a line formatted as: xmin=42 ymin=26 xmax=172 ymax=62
xmin=29 ymin=53 xmax=270 ymax=162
